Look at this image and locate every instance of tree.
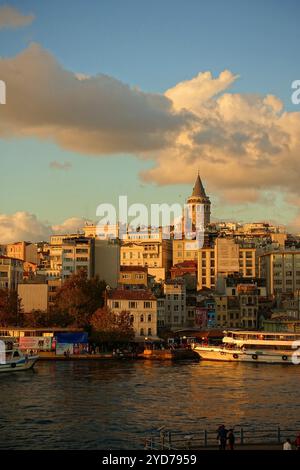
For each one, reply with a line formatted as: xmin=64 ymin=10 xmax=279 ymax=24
xmin=90 ymin=307 xmax=135 ymax=344
xmin=0 ymin=289 xmax=24 ymax=326
xmin=52 ymin=270 xmax=106 ymax=328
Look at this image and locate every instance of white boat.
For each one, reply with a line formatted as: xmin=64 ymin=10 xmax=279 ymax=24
xmin=0 ymin=347 xmax=39 ymax=373
xmin=193 ymin=330 xmax=300 ymax=364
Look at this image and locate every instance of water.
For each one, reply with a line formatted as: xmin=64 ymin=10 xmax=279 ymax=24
xmin=0 ymin=360 xmax=300 ymax=449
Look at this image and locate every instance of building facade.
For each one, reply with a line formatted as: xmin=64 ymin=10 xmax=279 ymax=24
xmin=6 ymin=241 xmax=38 ymax=265
xmin=120 ymin=229 xmax=172 ymax=282
xmin=119 ymin=265 xmax=148 ymax=288
xmin=163 ymin=281 xmax=187 ymax=330
xmin=259 ymin=250 xmax=300 ymax=296
xmin=0 ymin=256 xmax=23 ymax=290
xmin=18 ymin=283 xmax=48 ymax=313
xmin=106 ymin=289 xmax=157 ymax=338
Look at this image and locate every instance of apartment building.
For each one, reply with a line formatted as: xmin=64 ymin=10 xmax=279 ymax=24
xmin=163 ymin=280 xmax=186 ymax=330
xmin=0 ymin=256 xmax=23 ymax=290
xmin=197 ymin=238 xmax=256 ymax=290
xmin=119 ymin=266 xmax=148 ymax=288
xmin=259 ymin=250 xmax=300 ymax=296
xmin=120 ymin=229 xmax=172 ymax=282
xmin=61 ymin=237 xmax=94 ymax=280
xmin=106 ymin=289 xmax=157 ymax=338
xmin=6 ymin=241 xmax=38 ymax=264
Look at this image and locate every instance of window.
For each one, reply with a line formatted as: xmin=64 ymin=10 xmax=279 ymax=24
xmin=129 ymin=301 xmax=137 ymax=309
xmin=174 ymin=305 xmax=179 ymax=311
xmin=112 ymin=301 xmax=120 ymax=308
xmin=148 ymin=328 xmax=152 ymax=336
xmin=148 ymin=314 xmax=152 ymax=322
xmin=140 ymin=314 xmax=144 ymax=322
xmin=140 ymin=328 xmax=144 ymax=336
xmin=144 ymin=301 xmax=151 ymax=308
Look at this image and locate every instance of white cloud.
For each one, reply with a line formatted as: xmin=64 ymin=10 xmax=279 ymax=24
xmin=0 ymin=212 xmax=87 ymax=244
xmin=51 ymin=217 xmax=87 ymax=235
xmin=1 ymin=44 xmax=300 ymax=210
xmin=0 ymin=5 xmax=35 ymax=29
xmin=0 ymin=44 xmax=189 ymax=154
xmin=142 ymin=72 xmax=300 ymax=207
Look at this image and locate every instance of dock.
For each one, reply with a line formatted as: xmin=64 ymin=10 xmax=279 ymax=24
xmin=143 ymin=426 xmax=299 ymax=450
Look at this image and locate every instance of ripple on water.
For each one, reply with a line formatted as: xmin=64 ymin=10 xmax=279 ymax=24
xmin=0 ymin=360 xmax=300 ymax=449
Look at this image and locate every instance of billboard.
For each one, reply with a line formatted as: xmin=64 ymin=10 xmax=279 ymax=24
xmin=195 ymin=308 xmax=208 ymax=328
xmin=56 ymin=343 xmax=74 ymax=356
xmin=19 ymin=336 xmax=52 ymax=351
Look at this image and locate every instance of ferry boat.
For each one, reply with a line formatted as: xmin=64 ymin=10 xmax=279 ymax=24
xmin=0 ymin=343 xmax=39 ymax=373
xmin=193 ymin=330 xmax=300 ymax=364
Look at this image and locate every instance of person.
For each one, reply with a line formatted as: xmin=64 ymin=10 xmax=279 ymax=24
xmin=227 ymin=429 xmax=235 ymax=450
xmin=217 ymin=425 xmax=228 ymax=450
xmin=283 ymin=438 xmax=292 ymax=450
xmin=294 ymin=433 xmax=300 ymax=451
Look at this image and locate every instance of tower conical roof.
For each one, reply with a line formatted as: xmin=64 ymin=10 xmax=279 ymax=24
xmin=192 ymin=174 xmax=207 ymax=198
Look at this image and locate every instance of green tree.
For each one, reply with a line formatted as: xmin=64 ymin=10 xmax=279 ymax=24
xmin=90 ymin=307 xmax=135 ymax=344
xmin=52 ymin=270 xmax=106 ymax=328
xmin=0 ymin=289 xmax=24 ymax=326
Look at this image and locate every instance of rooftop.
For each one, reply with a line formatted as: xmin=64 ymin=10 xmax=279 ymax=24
xmin=120 ymin=265 xmax=147 ymax=273
xmin=107 ymin=288 xmax=156 ymax=301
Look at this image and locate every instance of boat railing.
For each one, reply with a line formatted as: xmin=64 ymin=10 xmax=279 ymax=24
xmin=142 ymin=426 xmax=299 ymax=449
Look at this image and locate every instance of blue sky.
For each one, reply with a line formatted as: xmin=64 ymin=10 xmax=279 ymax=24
xmin=0 ymin=0 xmax=300 ymax=229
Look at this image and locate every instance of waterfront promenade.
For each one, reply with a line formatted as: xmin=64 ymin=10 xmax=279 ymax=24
xmin=143 ymin=427 xmax=299 ymax=451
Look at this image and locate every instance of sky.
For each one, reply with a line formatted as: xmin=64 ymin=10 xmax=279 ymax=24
xmin=0 ymin=0 xmax=300 ymax=242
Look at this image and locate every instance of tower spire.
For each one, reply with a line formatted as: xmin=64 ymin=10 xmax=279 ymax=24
xmin=192 ymin=173 xmax=207 ymax=198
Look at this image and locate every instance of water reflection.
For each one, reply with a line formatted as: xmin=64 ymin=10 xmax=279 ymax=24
xmin=0 ymin=360 xmax=299 ymax=449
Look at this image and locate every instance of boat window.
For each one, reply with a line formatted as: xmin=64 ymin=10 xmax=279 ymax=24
xmin=13 ymin=351 xmax=20 ymax=358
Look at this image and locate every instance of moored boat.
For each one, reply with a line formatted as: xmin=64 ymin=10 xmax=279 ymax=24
xmin=193 ymin=330 xmax=300 ymax=364
xmin=0 ymin=343 xmax=39 ymax=373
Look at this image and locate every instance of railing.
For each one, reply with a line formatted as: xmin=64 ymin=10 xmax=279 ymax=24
xmin=142 ymin=426 xmax=299 ymax=450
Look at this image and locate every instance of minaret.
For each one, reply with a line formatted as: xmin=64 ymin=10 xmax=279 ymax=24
xmin=187 ymin=173 xmax=211 ymax=228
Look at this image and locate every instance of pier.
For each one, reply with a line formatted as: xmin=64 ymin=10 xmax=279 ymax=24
xmin=143 ymin=426 xmax=299 ymax=450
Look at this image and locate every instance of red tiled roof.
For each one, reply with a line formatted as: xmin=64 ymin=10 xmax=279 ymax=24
xmin=107 ymin=289 xmax=156 ymax=301
xmin=172 ymin=260 xmax=197 ymax=268
xmin=120 ymin=265 xmax=147 ymax=273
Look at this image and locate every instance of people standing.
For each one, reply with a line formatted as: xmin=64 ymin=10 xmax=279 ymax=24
xmin=227 ymin=429 xmax=235 ymax=450
xmin=283 ymin=438 xmax=292 ymax=450
xmin=217 ymin=425 xmax=228 ymax=450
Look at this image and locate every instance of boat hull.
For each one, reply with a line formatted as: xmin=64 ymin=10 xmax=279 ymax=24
xmin=0 ymin=355 xmax=39 ymax=373
xmin=193 ymin=347 xmax=298 ymax=364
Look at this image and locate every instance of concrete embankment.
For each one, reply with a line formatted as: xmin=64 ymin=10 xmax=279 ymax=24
xmin=37 ymin=349 xmax=199 ymax=361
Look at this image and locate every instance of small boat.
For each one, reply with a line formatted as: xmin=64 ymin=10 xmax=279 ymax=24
xmin=0 ymin=345 xmax=39 ymax=373
xmin=193 ymin=330 xmax=300 ymax=364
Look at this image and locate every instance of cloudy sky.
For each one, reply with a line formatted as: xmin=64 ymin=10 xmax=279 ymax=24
xmin=1 ymin=0 xmax=300 ymax=242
